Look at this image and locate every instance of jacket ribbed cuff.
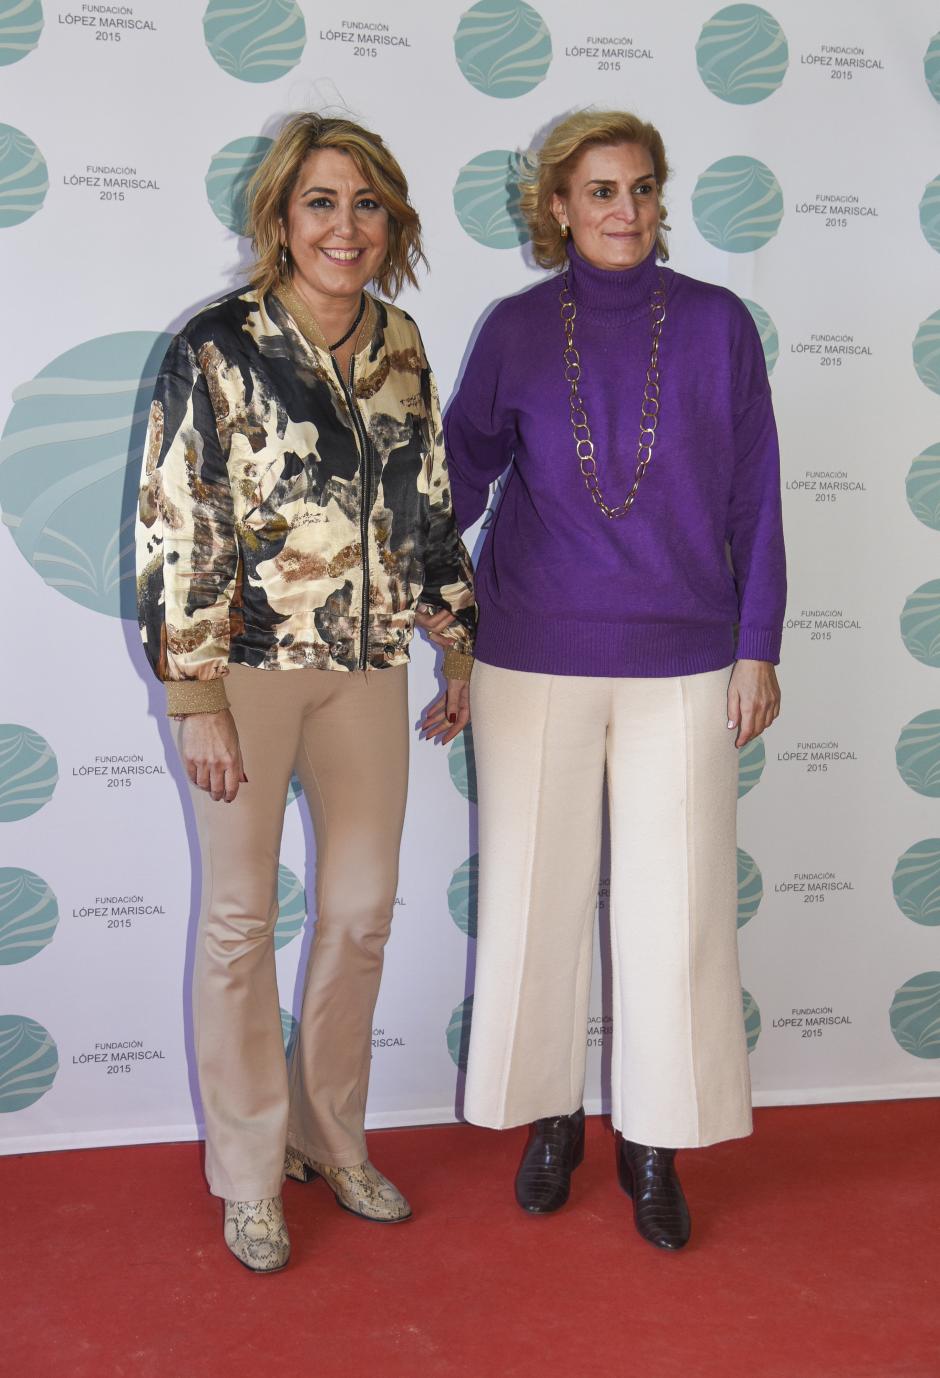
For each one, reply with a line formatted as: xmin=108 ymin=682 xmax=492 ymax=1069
xmin=735 ymin=627 xmax=782 ymax=664
xmin=442 ymin=647 xmax=474 ymax=682
xmin=165 ymin=677 xmax=230 ymax=716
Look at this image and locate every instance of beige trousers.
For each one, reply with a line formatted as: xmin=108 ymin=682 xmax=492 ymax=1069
xmin=464 ymin=662 xmax=752 ymax=1149
xmin=180 ymin=663 xmax=409 ymax=1201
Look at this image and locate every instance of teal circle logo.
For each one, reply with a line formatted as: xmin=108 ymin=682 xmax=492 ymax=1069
xmin=448 ymin=854 xmax=478 ymax=938
xmin=913 ymin=310 xmax=940 ymax=395
xmin=0 ymin=0 xmax=43 ymax=66
xmin=889 ymin=972 xmax=940 ymax=1058
xmin=206 ymin=135 xmax=273 ymax=235
xmin=446 ymin=995 xmax=473 ymax=1070
xmin=692 ymin=156 xmax=784 ymax=253
xmin=906 ymin=444 xmax=940 ymax=531
xmin=0 ymin=868 xmax=58 ymax=964
xmin=203 ymin=0 xmax=306 ymax=82
xmin=920 ymin=175 xmax=940 ymax=254
xmin=742 ymin=987 xmax=761 ymax=1053
xmin=0 ymin=725 xmax=57 ymax=822
xmin=0 ymin=330 xmax=171 ymax=618
xmin=453 ymin=149 xmax=531 ymax=249
xmin=900 ymin=580 xmax=940 ymax=667
xmin=454 ymin=0 xmax=552 ymax=98
xmin=737 ymin=848 xmax=763 ymax=928
xmin=0 ymin=123 xmax=47 ymax=228
xmin=0 ymin=1014 xmax=58 ymax=1111
xmin=742 ymin=297 xmax=779 ymax=374
xmin=274 ymin=863 xmax=305 ymax=949
xmin=695 ymin=5 xmax=788 ymax=104
xmin=280 ymin=1006 xmax=298 ymax=1058
xmin=448 ymin=728 xmax=478 ymax=804
xmin=896 ymin=710 xmax=940 ymax=796
xmin=925 ymin=31 xmax=940 ymax=102
xmin=892 ymin=840 xmax=940 ymax=927
xmin=738 ymin=737 xmax=765 ymax=798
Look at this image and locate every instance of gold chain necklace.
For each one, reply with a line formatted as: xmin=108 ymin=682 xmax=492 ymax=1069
xmin=559 ymin=271 xmax=667 ymax=519
xmin=277 ymin=281 xmax=372 ymax=360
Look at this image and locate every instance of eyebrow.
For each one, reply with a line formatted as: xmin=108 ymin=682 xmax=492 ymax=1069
xmin=584 ymin=174 xmax=656 ymax=188
xmin=299 ymin=184 xmax=375 ymax=198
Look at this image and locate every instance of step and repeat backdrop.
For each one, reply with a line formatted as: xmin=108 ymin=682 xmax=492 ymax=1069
xmin=1 ymin=0 xmax=939 ymax=1153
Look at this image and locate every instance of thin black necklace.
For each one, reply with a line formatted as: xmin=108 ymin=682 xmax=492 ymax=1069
xmin=330 ymin=293 xmax=366 ymax=352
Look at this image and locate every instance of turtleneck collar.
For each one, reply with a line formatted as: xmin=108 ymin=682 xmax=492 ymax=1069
xmin=564 ymin=240 xmax=660 ymax=320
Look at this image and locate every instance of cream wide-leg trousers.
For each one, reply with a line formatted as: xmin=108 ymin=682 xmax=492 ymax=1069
xmin=179 ymin=663 xmax=409 ymax=1201
xmin=463 ymin=662 xmax=752 ymax=1149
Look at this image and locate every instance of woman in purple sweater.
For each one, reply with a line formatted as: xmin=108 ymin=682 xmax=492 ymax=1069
xmin=442 ymin=111 xmax=785 ymax=1250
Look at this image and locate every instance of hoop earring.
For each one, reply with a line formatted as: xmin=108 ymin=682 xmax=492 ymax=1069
xmin=560 ymin=223 xmax=569 ymax=239
xmin=278 ymin=245 xmax=289 ymax=277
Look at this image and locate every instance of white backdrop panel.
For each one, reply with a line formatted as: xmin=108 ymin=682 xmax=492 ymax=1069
xmin=1 ymin=0 xmax=938 ymax=1152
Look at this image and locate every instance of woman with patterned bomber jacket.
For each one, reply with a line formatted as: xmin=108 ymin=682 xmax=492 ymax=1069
xmin=135 ymin=114 xmax=476 ymax=1274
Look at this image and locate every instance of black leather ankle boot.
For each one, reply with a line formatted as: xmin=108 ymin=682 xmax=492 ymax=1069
xmin=514 ymin=1107 xmax=585 ymax=1213
xmin=618 ymin=1137 xmax=691 ymax=1249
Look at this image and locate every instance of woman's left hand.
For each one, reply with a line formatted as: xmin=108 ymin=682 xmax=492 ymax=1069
xmin=415 ymin=602 xmax=457 ymax=650
xmin=422 ymin=678 xmax=471 ymax=745
xmin=727 ymin=659 xmax=781 ymax=748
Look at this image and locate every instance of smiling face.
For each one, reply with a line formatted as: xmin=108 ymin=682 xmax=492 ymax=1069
xmin=551 ymin=141 xmax=660 ymax=271
xmin=280 ymin=147 xmax=390 ymax=309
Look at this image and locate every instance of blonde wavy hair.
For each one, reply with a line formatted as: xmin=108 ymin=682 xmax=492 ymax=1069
xmin=246 ymin=113 xmax=427 ymax=299
xmin=519 ymin=110 xmax=671 ymax=270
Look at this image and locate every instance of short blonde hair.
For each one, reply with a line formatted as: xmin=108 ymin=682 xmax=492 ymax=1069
xmin=246 ymin=113 xmax=427 ymax=299
xmin=520 ymin=110 xmax=671 ymax=270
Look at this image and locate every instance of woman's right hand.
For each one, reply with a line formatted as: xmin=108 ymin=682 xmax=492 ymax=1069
xmin=179 ymin=709 xmax=247 ymax=803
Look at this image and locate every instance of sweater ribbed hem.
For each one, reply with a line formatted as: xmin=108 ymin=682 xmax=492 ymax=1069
xmin=474 ymin=611 xmax=737 ymax=678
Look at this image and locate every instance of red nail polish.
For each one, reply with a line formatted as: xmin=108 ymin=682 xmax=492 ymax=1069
xmin=448 ymin=713 xmax=457 ymax=724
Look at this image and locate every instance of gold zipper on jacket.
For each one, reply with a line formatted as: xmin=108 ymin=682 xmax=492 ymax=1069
xmin=330 ymin=353 xmax=373 ymax=671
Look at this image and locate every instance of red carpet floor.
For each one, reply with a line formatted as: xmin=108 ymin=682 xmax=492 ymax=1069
xmin=4 ymin=1101 xmax=939 ymax=1378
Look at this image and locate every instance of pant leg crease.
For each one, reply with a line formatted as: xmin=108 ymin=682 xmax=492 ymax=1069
xmin=496 ymin=674 xmax=555 ymax=1121
xmin=680 ymin=674 xmax=704 ymax=1144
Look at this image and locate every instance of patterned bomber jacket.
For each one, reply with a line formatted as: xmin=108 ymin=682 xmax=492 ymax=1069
xmin=135 ymin=284 xmax=477 ymax=714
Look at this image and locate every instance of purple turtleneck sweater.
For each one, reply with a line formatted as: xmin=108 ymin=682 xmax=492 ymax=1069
xmin=445 ymin=244 xmax=786 ymax=678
